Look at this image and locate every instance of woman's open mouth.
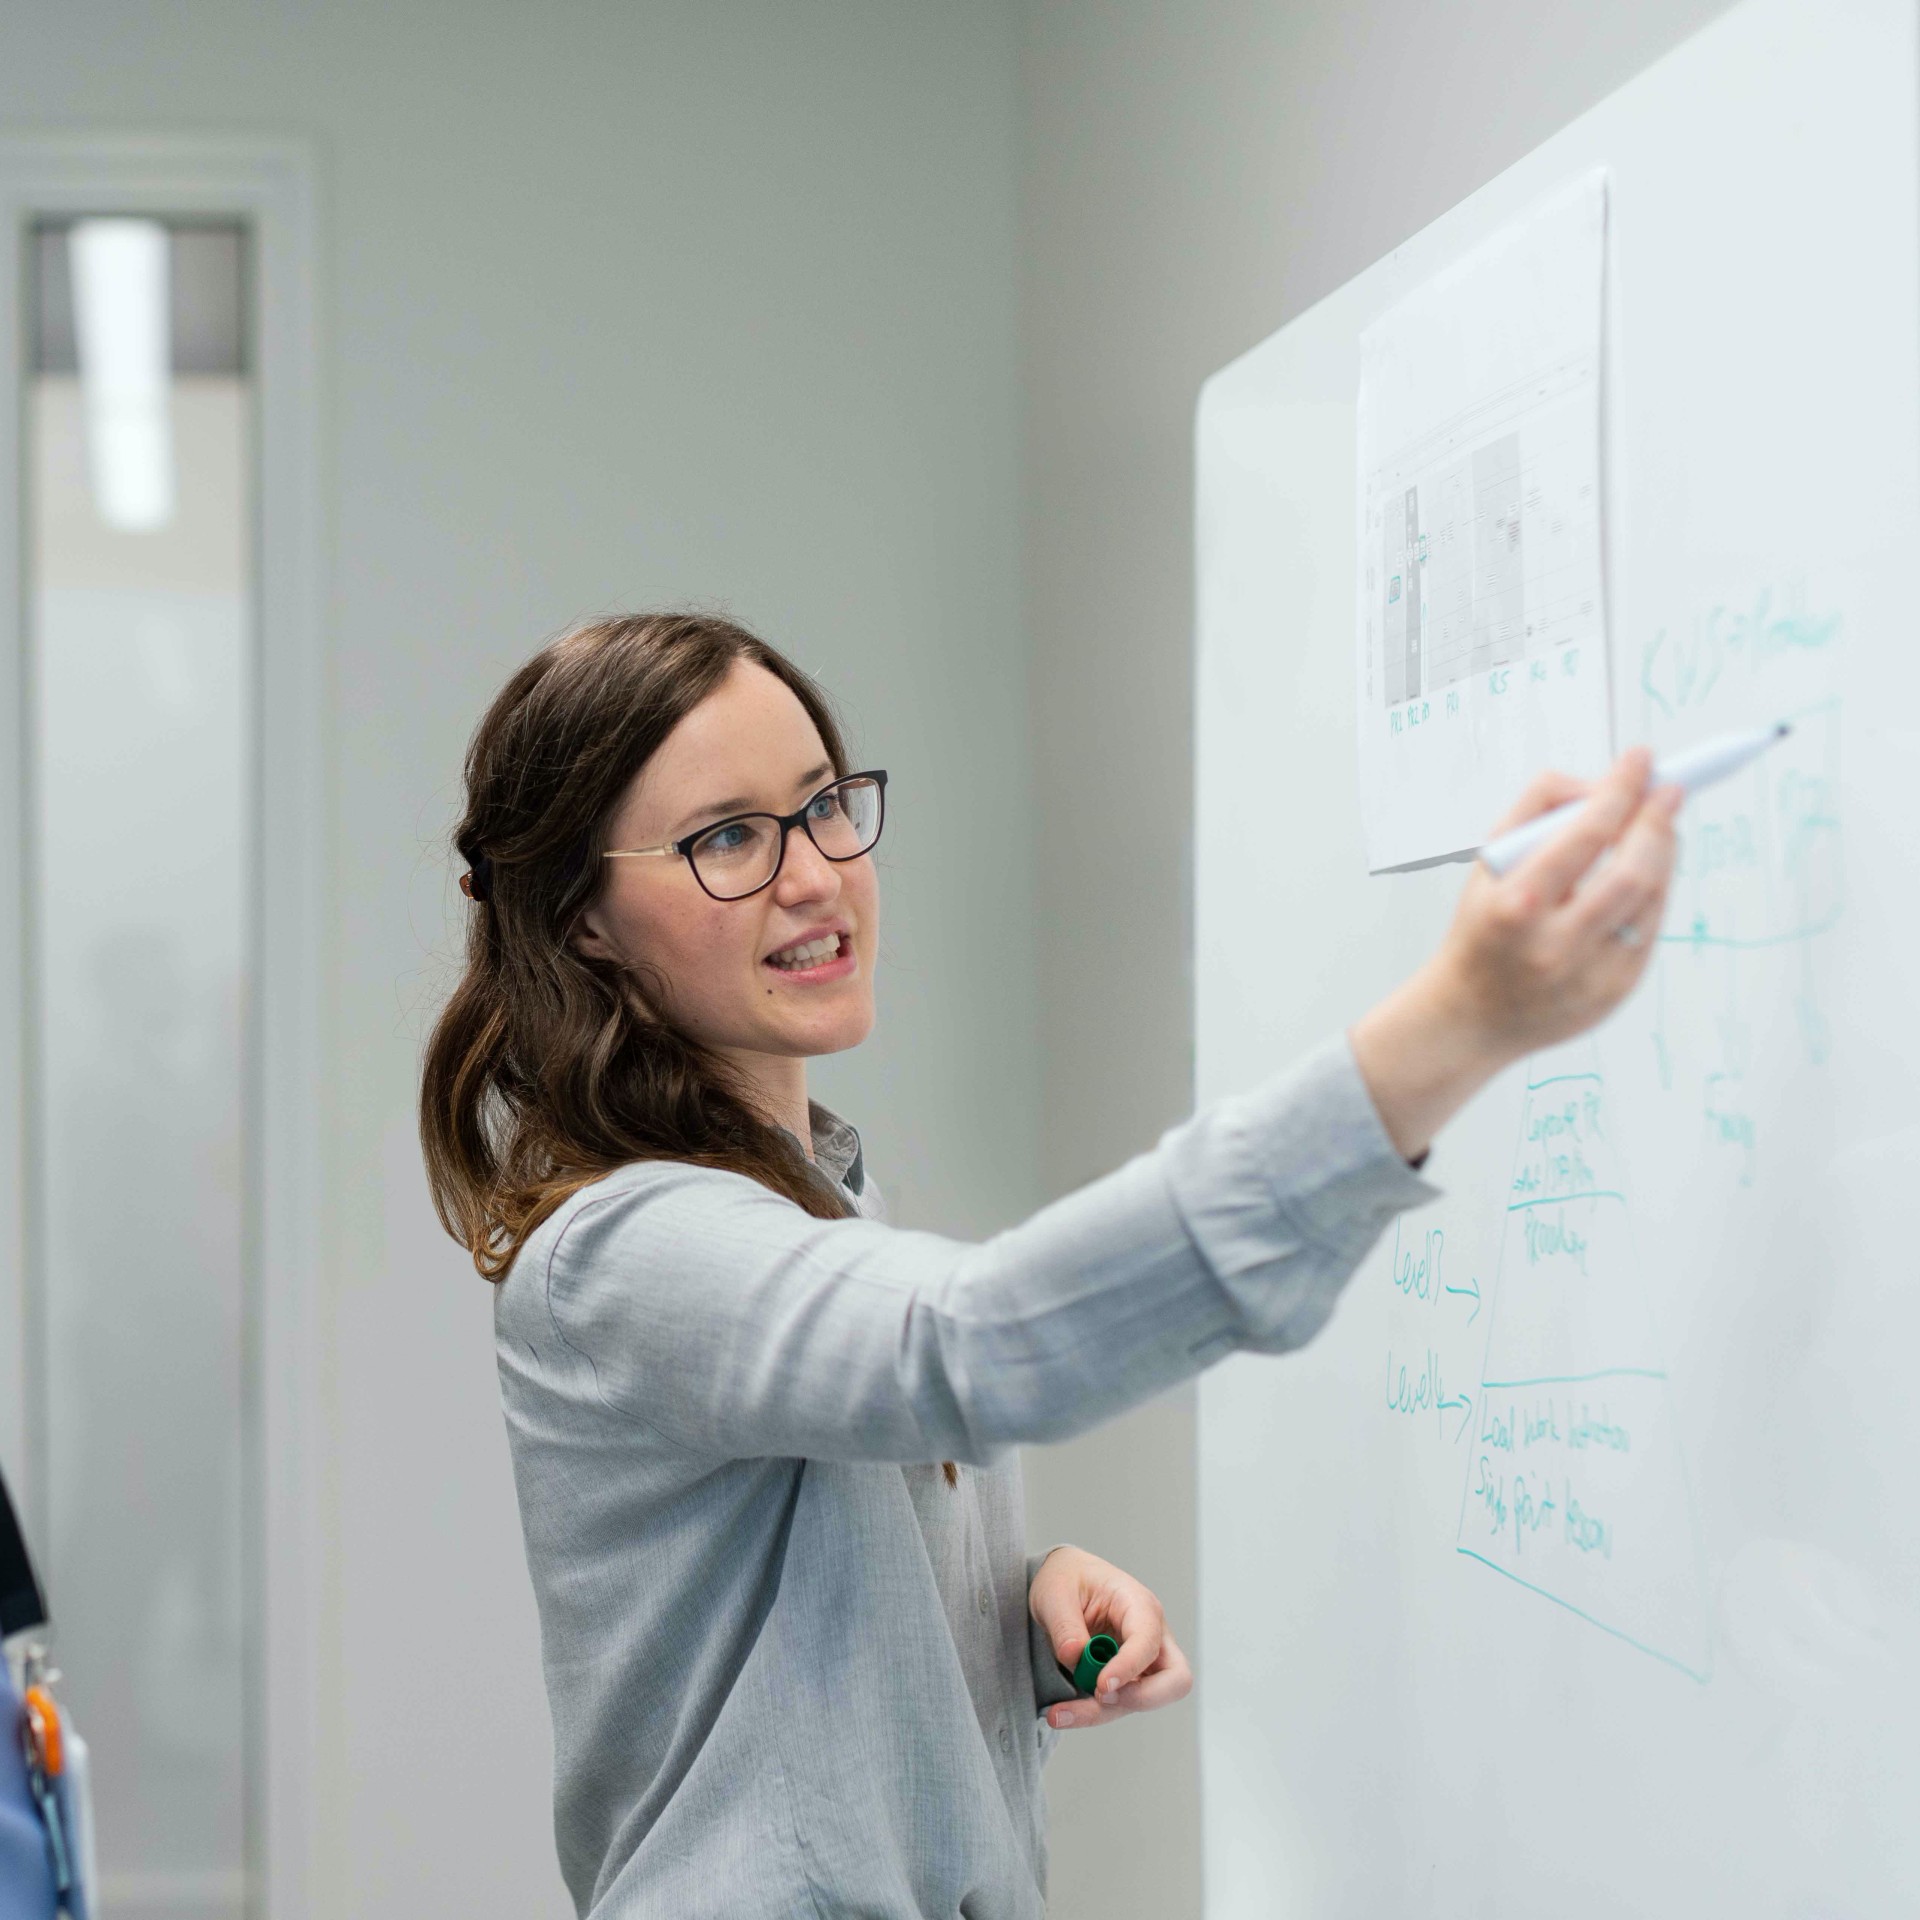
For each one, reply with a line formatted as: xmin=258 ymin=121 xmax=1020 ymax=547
xmin=765 ymin=931 xmax=855 ymax=978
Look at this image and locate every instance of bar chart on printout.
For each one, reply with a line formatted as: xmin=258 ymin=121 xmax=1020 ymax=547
xmin=1368 ymin=351 xmax=1600 ymax=709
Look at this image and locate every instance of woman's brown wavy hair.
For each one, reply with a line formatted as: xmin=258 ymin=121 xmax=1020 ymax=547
xmin=420 ymin=612 xmax=858 ymax=1282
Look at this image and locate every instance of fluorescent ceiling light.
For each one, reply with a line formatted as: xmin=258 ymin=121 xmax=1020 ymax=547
xmin=70 ymin=218 xmax=175 ymax=532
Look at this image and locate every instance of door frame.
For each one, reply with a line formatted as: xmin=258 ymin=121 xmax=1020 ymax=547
xmin=0 ymin=135 xmax=324 ymax=1920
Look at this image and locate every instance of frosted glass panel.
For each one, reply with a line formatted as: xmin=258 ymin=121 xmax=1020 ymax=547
xmin=28 ymin=223 xmax=253 ymax=1920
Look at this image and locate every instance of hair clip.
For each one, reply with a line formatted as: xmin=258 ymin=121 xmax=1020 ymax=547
xmin=461 ymin=852 xmax=493 ymax=902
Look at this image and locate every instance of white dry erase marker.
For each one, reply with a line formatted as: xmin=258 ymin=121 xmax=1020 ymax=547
xmin=1477 ymin=722 xmax=1793 ymax=875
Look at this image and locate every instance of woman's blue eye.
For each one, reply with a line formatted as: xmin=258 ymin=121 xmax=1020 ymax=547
xmin=807 ymin=792 xmax=841 ymax=821
xmin=704 ymin=822 xmax=753 ymax=853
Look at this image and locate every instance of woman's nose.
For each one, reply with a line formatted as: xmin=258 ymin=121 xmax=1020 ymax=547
xmin=772 ymin=823 xmax=842 ymax=903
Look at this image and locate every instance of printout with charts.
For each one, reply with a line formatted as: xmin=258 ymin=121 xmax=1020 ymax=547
xmin=1358 ymin=170 xmax=1610 ymax=871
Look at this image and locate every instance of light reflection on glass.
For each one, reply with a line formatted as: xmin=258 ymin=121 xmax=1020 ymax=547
xmin=29 ymin=220 xmax=253 ymax=1920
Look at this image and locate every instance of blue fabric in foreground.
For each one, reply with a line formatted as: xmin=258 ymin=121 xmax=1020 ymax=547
xmin=0 ymin=1658 xmax=57 ymax=1919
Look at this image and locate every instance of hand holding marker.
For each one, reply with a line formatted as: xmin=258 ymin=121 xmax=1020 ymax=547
xmin=1029 ymin=1545 xmax=1191 ymax=1728
xmin=1477 ymin=723 xmax=1792 ymax=876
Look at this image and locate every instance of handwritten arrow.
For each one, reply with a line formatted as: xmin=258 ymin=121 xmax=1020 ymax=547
xmin=1438 ymin=1390 xmax=1474 ymax=1445
xmin=1444 ymin=1274 xmax=1481 ymax=1324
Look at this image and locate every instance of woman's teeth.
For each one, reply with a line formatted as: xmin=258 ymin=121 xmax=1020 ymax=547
xmin=768 ymin=934 xmax=844 ymax=970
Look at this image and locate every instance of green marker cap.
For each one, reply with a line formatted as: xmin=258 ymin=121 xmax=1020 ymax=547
xmin=1070 ymin=1632 xmax=1120 ymax=1696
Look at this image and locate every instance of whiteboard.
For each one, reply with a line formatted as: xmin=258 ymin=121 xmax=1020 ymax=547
xmin=1193 ymin=2 xmax=1920 ymax=1914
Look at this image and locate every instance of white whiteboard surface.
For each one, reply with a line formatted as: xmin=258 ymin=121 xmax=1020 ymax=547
xmin=1193 ymin=3 xmax=1920 ymax=1915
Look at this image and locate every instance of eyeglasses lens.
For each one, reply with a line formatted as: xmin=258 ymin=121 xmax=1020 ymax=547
xmin=806 ymin=778 xmax=881 ymax=859
xmin=687 ymin=817 xmax=780 ymax=897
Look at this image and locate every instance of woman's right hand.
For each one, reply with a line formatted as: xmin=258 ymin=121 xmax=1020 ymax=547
xmin=1349 ymin=746 xmax=1683 ymax=1162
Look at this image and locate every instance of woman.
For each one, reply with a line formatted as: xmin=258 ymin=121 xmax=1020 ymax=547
xmin=420 ymin=613 xmax=1677 ymax=1919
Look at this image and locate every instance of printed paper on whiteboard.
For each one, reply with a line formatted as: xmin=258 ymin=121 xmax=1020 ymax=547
xmin=1357 ymin=170 xmax=1611 ymax=872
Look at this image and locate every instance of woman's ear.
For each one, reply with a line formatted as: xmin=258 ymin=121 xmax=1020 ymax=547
xmin=569 ymin=900 xmax=662 ymax=1021
xmin=571 ymin=901 xmax=617 ymax=964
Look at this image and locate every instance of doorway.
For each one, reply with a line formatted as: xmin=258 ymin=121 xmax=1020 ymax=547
xmin=1 ymin=140 xmax=322 ymax=1920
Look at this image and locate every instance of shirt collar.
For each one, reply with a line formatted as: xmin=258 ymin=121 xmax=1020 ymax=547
xmin=804 ymin=1100 xmax=866 ymax=1196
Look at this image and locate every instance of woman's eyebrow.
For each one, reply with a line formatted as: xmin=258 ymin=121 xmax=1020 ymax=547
xmin=670 ymin=762 xmax=834 ymax=836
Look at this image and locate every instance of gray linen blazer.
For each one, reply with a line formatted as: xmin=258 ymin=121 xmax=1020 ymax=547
xmin=494 ymin=1033 xmax=1436 ymax=1917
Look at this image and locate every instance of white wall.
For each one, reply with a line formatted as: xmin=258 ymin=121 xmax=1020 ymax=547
xmin=2 ymin=6 xmax=1031 ymax=1914
xmin=1016 ymin=3 xmax=1735 ymax=1913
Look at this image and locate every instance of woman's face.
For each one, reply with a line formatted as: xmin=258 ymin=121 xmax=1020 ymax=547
xmin=573 ymin=660 xmax=880 ymax=1072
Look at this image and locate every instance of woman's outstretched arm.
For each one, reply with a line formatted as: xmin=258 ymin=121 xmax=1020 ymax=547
xmin=524 ymin=751 xmax=1678 ymax=1466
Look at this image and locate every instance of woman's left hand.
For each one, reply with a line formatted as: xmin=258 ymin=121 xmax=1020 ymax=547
xmin=1029 ymin=1546 xmax=1193 ymax=1730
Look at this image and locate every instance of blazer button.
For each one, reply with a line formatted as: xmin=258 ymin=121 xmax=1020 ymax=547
xmin=977 ymin=1586 xmax=991 ymax=1615
xmin=998 ymin=1723 xmax=1012 ymax=1754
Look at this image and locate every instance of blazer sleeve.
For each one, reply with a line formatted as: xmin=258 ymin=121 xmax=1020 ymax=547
xmin=535 ymin=1031 xmax=1439 ymax=1463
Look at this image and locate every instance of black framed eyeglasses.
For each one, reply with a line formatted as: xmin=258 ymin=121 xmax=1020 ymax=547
xmin=603 ymin=769 xmax=888 ymax=902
